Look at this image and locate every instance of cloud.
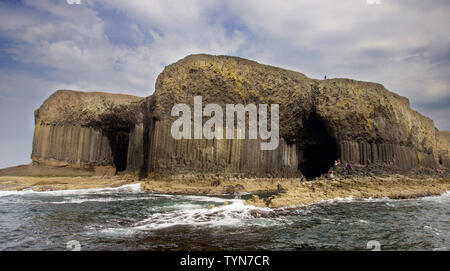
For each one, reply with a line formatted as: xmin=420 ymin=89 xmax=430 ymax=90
xmin=221 ymin=0 xmax=450 ymax=128
xmin=67 ymin=0 xmax=81 ymax=5
xmin=0 ymin=70 xmax=61 ymax=168
xmin=1 ymin=0 xmax=247 ymax=95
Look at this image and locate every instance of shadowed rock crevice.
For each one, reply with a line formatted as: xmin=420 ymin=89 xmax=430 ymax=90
xmin=98 ymin=111 xmax=136 ymax=173
xmin=298 ymin=112 xmax=338 ymax=178
xmin=103 ymin=129 xmax=130 ymax=172
xmin=138 ymin=98 xmax=154 ymax=179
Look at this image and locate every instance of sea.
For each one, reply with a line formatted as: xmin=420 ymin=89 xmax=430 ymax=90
xmin=0 ymin=183 xmax=448 ymax=251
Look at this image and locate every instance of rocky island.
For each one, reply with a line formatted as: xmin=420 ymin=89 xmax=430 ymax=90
xmin=1 ymin=54 xmax=449 ymax=207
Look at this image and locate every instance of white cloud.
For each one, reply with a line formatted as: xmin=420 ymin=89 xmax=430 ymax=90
xmin=1 ymin=0 xmax=247 ymax=96
xmin=220 ymin=0 xmax=450 ymax=109
xmin=6 ymin=0 xmax=446 ymax=103
xmin=0 ymin=71 xmax=62 ymax=168
xmin=67 ymin=0 xmax=81 ymax=5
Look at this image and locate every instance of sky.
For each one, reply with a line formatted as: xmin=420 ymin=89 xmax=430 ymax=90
xmin=0 ymin=0 xmax=449 ymax=168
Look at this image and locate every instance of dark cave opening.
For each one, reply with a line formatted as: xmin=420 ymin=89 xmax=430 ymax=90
xmin=105 ymin=129 xmax=130 ymax=172
xmin=298 ymin=112 xmax=337 ymax=179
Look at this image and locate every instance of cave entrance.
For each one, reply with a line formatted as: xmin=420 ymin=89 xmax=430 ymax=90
xmin=105 ymin=129 xmax=130 ymax=172
xmin=299 ymin=112 xmax=337 ymax=179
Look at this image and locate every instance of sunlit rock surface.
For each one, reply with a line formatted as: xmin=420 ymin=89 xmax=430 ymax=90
xmin=22 ymin=54 xmax=450 ymax=178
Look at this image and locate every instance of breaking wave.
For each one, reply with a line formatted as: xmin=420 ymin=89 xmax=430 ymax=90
xmin=0 ymin=183 xmax=141 ymax=198
xmin=97 ymin=200 xmax=288 ymax=236
xmin=0 ymin=182 xmax=448 ymax=250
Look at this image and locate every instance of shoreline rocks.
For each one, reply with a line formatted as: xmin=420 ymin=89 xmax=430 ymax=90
xmin=0 ymin=174 xmax=448 ymax=209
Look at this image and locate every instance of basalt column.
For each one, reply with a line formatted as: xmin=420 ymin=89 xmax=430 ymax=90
xmin=31 ymin=90 xmax=142 ymax=174
xmin=30 ymin=54 xmax=450 ymax=178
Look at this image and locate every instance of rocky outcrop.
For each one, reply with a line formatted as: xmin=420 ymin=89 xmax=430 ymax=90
xmin=315 ymin=79 xmax=438 ymax=171
xmin=28 ymin=54 xmax=450 ymax=178
xmin=31 ymin=90 xmax=142 ymax=175
xmin=437 ymin=131 xmax=450 ymax=168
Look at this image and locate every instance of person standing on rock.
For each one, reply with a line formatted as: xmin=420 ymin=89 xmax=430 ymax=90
xmin=300 ymin=174 xmax=305 ymax=184
xmin=347 ymin=163 xmax=353 ymax=174
xmin=311 ymin=183 xmax=315 ymax=192
xmin=277 ymin=181 xmax=282 ymax=194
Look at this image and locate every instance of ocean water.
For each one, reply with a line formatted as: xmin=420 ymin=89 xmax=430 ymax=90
xmin=0 ymin=183 xmax=448 ymax=251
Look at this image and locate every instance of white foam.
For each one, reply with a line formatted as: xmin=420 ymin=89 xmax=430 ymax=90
xmin=420 ymin=190 xmax=450 ymax=203
xmin=358 ymin=219 xmax=370 ymax=224
xmin=98 ymin=200 xmax=282 ymax=235
xmin=98 ymin=227 xmax=145 ymax=236
xmin=0 ymin=183 xmax=141 ymax=198
xmin=181 ymin=195 xmax=230 ymax=203
xmin=149 ymin=193 xmax=230 ymax=203
xmin=423 ymin=225 xmax=442 ymax=236
xmin=0 ymin=188 xmax=35 ymax=197
xmin=306 ymin=195 xmax=356 ymax=206
xmin=134 ymin=200 xmax=257 ymax=229
xmin=432 ymin=247 xmax=448 ymax=251
xmin=158 ymin=202 xmax=204 ymax=210
xmin=47 ymin=195 xmax=155 ymax=205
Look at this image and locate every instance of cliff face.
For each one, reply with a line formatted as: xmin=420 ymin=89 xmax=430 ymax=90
xmin=315 ymin=79 xmax=437 ymax=171
xmin=437 ymin=131 xmax=450 ymax=168
xmin=145 ymin=54 xmax=313 ymax=177
xmin=31 ymin=90 xmax=142 ymax=174
xmin=30 ymin=54 xmax=450 ymax=178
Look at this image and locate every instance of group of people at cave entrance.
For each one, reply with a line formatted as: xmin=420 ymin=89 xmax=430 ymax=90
xmin=327 ymin=160 xmax=353 ymax=180
xmin=299 ymin=159 xmax=353 ymax=184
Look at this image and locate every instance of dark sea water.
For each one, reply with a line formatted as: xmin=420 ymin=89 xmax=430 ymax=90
xmin=0 ymin=183 xmax=448 ymax=251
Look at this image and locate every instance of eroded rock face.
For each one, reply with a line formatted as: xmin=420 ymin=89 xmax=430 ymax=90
xmin=32 ymin=90 xmax=142 ymax=174
xmin=30 ymin=55 xmax=450 ymax=178
xmin=437 ymin=131 xmax=450 ymax=168
xmin=145 ymin=54 xmax=313 ymax=177
xmin=315 ymin=79 xmax=438 ymax=171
